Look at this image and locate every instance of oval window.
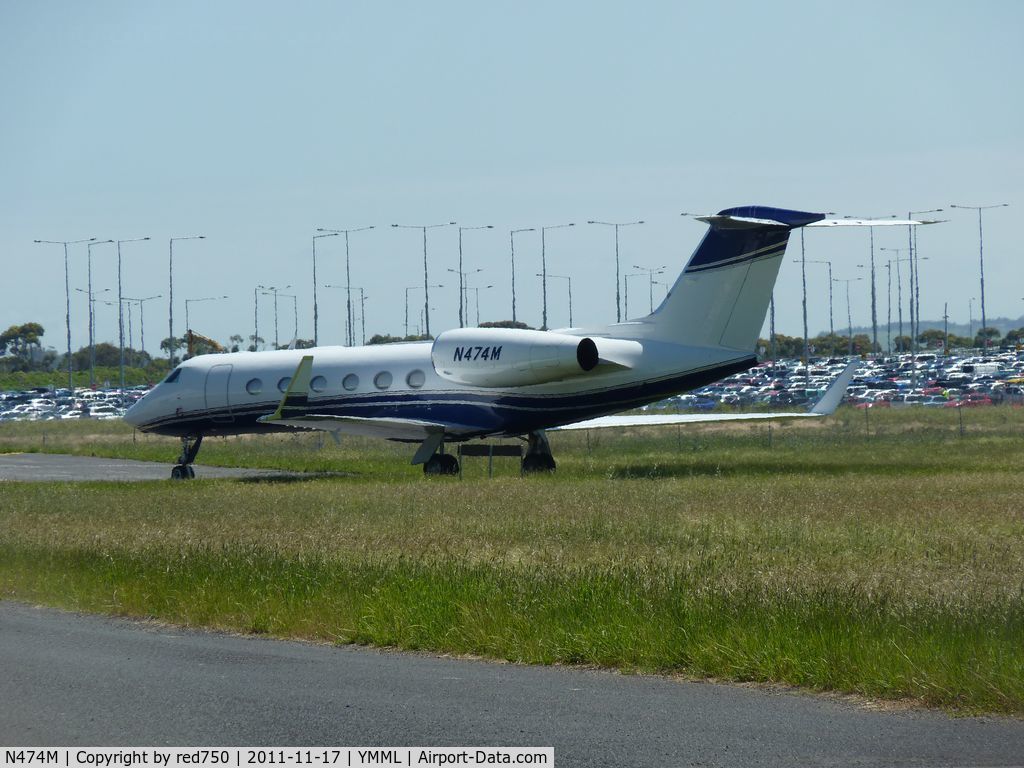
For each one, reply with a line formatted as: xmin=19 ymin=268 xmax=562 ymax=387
xmin=277 ymin=376 xmax=291 ymax=392
xmin=245 ymin=378 xmax=263 ymax=395
xmin=342 ymin=373 xmax=359 ymax=391
xmin=406 ymin=369 xmax=426 ymax=389
xmin=374 ymin=371 xmax=393 ymax=390
xmin=310 ymin=375 xmax=327 ymax=393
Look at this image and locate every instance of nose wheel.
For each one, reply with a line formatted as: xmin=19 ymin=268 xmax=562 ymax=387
xmin=171 ymin=435 xmax=203 ymax=480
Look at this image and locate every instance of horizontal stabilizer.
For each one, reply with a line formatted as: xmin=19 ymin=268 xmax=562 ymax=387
xmin=807 ymin=218 xmax=943 ymax=227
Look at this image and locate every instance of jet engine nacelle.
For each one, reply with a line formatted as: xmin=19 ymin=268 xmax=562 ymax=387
xmin=431 ymin=327 xmax=637 ymax=388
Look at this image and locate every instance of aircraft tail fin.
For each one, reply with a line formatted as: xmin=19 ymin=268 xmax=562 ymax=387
xmin=631 ymin=206 xmax=824 ymax=351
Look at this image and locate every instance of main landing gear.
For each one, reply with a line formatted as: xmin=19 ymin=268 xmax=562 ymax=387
xmin=521 ymin=430 xmax=556 ymax=474
xmin=423 ymin=445 xmax=459 ymax=475
xmin=171 ymin=435 xmax=203 ymax=480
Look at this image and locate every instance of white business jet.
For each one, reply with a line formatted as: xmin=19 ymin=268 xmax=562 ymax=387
xmin=123 ymin=206 xmax=934 ymax=478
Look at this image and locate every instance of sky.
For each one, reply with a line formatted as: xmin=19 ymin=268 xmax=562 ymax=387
xmin=2 ymin=0 xmax=1022 ymax=357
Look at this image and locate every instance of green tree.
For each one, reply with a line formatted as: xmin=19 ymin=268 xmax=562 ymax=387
xmin=974 ymin=326 xmax=1002 ymax=348
xmin=0 ymin=322 xmax=45 ymax=368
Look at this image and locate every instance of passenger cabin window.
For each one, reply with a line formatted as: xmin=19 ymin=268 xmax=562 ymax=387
xmin=246 ymin=378 xmax=263 ymax=395
xmin=277 ymin=376 xmax=292 ymax=392
xmin=164 ymin=367 xmax=182 ymax=384
xmin=374 ymin=371 xmax=393 ymax=390
xmin=310 ymin=375 xmax=327 ymax=393
xmin=406 ymin=369 xmax=426 ymax=388
xmin=342 ymin=373 xmax=359 ymax=391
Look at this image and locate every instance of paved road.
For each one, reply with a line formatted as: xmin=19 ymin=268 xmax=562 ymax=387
xmin=0 ymin=453 xmax=302 ymax=482
xmin=2 ymin=603 xmax=1022 ymax=766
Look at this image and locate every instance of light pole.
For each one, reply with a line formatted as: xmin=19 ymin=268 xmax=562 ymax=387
xmin=631 ymin=264 xmax=666 ymax=313
xmin=968 ymin=297 xmax=976 ymax=341
xmin=317 ymin=226 xmax=375 ymax=346
xmin=452 ymin=225 xmax=494 ymax=327
xmin=115 ymin=237 xmax=150 ymax=386
xmin=85 ymin=240 xmax=114 ymax=386
xmin=907 ymin=208 xmax=943 ymax=353
xmin=844 ymin=214 xmax=896 ymax=356
xmin=403 ymin=284 xmax=443 ymax=338
xmin=447 ymin=268 xmax=482 ymax=327
xmin=537 ymin=273 xmax=573 ymax=327
xmin=539 ymin=222 xmax=575 ymax=330
xmin=805 ymin=259 xmax=834 ymax=339
xmin=833 ymin=277 xmax=863 ymax=356
xmin=392 ymin=222 xmax=455 ymax=338
xmin=588 ymin=219 xmax=644 ymax=322
xmin=881 ymin=249 xmax=911 ymax=353
xmin=33 ymin=237 xmax=96 ymax=390
xmin=185 ymin=295 xmax=229 ymax=336
xmin=311 ymin=232 xmax=339 ymax=346
xmin=509 ymin=228 xmax=534 ymax=323
xmin=169 ymin=235 xmax=205 ymax=365
xmin=122 ymin=295 xmax=161 ymax=363
xmin=325 ymin=284 xmax=370 ymax=343
xmin=74 ymin=285 xmax=111 ymax=386
xmin=624 ymin=272 xmax=644 ymax=319
xmin=470 ymin=285 xmax=494 ymax=326
xmin=259 ymin=284 xmax=291 ymax=349
xmin=951 ymin=203 xmax=1008 ymax=347
xmin=276 ymin=293 xmax=298 ymax=345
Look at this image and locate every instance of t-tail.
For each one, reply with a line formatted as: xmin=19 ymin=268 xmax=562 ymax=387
xmin=619 ymin=206 xmax=825 ymax=350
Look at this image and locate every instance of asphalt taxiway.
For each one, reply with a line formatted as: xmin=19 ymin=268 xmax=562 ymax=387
xmin=2 ymin=602 xmax=1023 ymax=766
xmin=0 ymin=452 xmax=296 ymax=481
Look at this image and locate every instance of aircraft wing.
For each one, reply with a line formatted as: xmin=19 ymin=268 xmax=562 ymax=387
xmin=255 ymin=355 xmax=477 ymax=463
xmin=556 ymin=360 xmax=858 ymax=431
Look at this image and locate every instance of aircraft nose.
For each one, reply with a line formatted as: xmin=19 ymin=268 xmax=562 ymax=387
xmin=123 ymin=392 xmax=157 ymax=428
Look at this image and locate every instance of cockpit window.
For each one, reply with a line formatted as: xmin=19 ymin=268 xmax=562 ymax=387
xmin=164 ymin=367 xmax=182 ymax=384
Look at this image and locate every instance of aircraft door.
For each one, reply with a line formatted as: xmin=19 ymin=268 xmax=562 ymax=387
xmin=205 ymin=364 xmax=234 ymax=423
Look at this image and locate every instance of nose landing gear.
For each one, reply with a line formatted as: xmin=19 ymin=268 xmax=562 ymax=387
xmin=171 ymin=435 xmax=203 ymax=480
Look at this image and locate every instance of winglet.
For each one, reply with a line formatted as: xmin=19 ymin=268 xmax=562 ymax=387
xmin=262 ymin=355 xmax=315 ymax=423
xmin=807 ymin=360 xmax=859 ymax=415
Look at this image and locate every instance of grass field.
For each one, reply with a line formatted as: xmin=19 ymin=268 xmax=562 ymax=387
xmin=1 ymin=406 xmax=1023 ymax=714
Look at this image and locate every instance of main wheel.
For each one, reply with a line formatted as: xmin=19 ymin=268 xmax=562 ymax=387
xmin=171 ymin=465 xmax=186 ymax=480
xmin=186 ymin=465 xmax=196 ymax=479
xmin=522 ymin=453 xmax=556 ymax=474
xmin=423 ymin=455 xmax=444 ymax=475
xmin=439 ymin=454 xmax=459 ymax=475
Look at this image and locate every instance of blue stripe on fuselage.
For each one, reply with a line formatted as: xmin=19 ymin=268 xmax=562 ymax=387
xmin=134 ymin=357 xmax=756 ymax=439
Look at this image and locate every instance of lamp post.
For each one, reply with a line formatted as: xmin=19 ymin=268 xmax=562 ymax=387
xmin=185 ymin=295 xmax=229 ymax=336
xmin=403 ymin=284 xmax=444 ymax=338
xmin=84 ymin=240 xmax=114 ymax=386
xmin=588 ymin=219 xmax=644 ymax=322
xmin=122 ymin=295 xmax=161 ymax=362
xmin=631 ymin=264 xmax=666 ymax=313
xmin=311 ymin=232 xmax=339 ymax=346
xmin=276 ymin=293 xmax=298 ymax=345
xmin=907 ymin=208 xmax=943 ymax=352
xmin=833 ymin=277 xmax=863 ymax=356
xmin=844 ymin=214 xmax=896 ymax=357
xmin=74 ymin=285 xmax=111 ymax=386
xmin=325 ymin=284 xmax=369 ymax=343
xmin=539 ymin=222 xmax=575 ymax=330
xmin=537 ymin=273 xmax=572 ymax=327
xmin=115 ymin=237 xmax=150 ymax=386
xmin=881 ymin=249 xmax=911 ymax=353
xmin=452 ymin=225 xmax=493 ymax=327
xmin=33 ymin=237 xmax=96 ymax=390
xmin=392 ymin=222 xmax=455 ymax=337
xmin=951 ymin=203 xmax=1008 ymax=347
xmin=509 ymin=228 xmax=534 ymax=323
xmin=624 ymin=272 xmax=644 ymax=319
xmin=317 ymin=226 xmax=374 ymax=346
xmin=447 ymin=267 xmax=482 ymax=327
xmin=968 ymin=297 xmax=976 ymax=341
xmin=258 ymin=284 xmax=291 ymax=349
xmin=469 ymin=284 xmax=494 ymax=326
xmin=805 ymin=259 xmax=834 ymax=339
xmin=169 ymin=235 xmax=205 ymax=365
